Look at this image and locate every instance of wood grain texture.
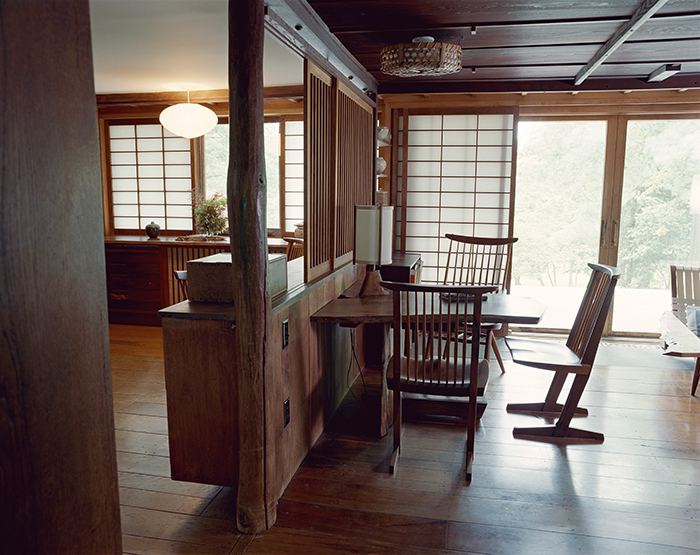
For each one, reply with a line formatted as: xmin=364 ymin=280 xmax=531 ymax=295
xmin=162 ymin=318 xmax=239 ymax=486
xmin=110 ymin=324 xmax=700 ymax=554
xmin=228 ymin=0 xmax=271 ymax=534
xmin=0 ymin=1 xmax=121 ymax=553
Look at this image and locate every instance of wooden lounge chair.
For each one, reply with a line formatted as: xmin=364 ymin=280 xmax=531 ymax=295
xmin=381 ymin=281 xmax=498 ymax=481
xmin=505 ymin=263 xmax=620 ymax=443
xmin=442 ymin=234 xmax=518 ymax=373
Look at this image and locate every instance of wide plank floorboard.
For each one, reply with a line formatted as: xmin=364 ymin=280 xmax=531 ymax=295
xmin=110 ymin=324 xmax=700 ymax=554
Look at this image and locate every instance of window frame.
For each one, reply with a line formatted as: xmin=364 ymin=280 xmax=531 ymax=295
xmin=104 ymin=118 xmax=198 ymax=236
xmin=100 ymin=110 xmax=303 ymax=238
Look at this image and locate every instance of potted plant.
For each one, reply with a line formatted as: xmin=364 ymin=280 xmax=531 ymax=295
xmin=193 ymin=191 xmax=228 ymax=236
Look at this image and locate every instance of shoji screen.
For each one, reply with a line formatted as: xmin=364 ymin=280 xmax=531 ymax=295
xmin=396 ymin=111 xmax=517 ymax=283
xmin=280 ymin=116 xmax=304 ymax=236
xmin=108 ymin=121 xmax=194 ymax=233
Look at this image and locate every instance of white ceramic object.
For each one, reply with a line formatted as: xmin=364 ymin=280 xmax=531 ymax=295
xmin=377 ymin=125 xmax=391 ymax=142
xmin=376 ymin=156 xmax=387 ymax=175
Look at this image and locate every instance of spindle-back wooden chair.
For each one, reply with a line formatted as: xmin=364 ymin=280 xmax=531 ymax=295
xmin=442 ymin=234 xmax=518 ymax=373
xmin=382 ymin=281 xmax=498 ymax=481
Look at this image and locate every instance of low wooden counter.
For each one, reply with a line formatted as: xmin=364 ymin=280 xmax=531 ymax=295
xmin=158 ymin=258 xmax=364 ymax=499
xmin=104 ymin=235 xmax=286 ymax=325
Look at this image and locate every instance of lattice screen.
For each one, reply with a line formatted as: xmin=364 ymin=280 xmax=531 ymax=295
xmin=305 ymin=62 xmax=375 ymax=283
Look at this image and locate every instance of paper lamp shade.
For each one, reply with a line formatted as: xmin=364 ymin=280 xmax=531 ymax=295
xmin=354 ymin=205 xmax=393 ymax=266
xmin=159 ymin=103 xmax=218 ymax=139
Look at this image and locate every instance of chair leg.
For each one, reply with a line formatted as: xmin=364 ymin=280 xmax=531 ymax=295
xmin=692 ymin=358 xmax=699 ymax=396
xmin=506 ymin=371 xmax=588 ymax=417
xmin=513 ymin=374 xmax=603 ymax=443
xmin=390 ymin=390 xmax=401 ymax=474
xmin=488 ymin=331 xmax=506 ymax=373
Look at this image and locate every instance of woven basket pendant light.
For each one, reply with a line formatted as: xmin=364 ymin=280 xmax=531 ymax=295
xmin=381 ymin=36 xmax=462 ymax=77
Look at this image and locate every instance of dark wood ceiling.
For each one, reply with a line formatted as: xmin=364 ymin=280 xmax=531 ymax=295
xmin=305 ymin=0 xmax=700 ymax=94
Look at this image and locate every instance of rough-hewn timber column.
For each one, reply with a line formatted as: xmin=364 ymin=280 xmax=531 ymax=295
xmin=228 ymin=0 xmax=273 ymax=534
xmin=0 ymin=0 xmax=122 ymax=552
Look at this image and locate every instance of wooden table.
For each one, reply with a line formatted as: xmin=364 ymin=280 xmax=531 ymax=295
xmin=660 ymin=310 xmax=700 ymax=395
xmin=267 ymin=237 xmax=289 ymax=254
xmin=311 ymin=284 xmax=546 ymax=435
xmin=311 ymin=289 xmax=546 ymax=326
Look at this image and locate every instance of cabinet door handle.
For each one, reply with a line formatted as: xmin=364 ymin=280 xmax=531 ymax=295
xmin=600 ymin=219 xmax=608 ymax=247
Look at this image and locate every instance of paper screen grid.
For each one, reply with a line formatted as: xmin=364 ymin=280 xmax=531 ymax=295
xmin=396 ymin=113 xmax=515 ymax=282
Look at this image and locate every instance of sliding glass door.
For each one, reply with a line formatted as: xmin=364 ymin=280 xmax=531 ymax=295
xmin=612 ymin=117 xmax=700 ymax=334
xmin=513 ymin=115 xmax=700 ymax=336
xmin=512 ymin=119 xmax=609 ymax=330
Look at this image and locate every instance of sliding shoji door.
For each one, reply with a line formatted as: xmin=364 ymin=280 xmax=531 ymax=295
xmin=304 ymin=61 xmax=375 ymax=283
xmin=395 ymin=110 xmax=517 ymax=283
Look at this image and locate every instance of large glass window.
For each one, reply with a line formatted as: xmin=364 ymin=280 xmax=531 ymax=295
xmin=512 ymin=120 xmax=608 ymax=330
xmin=203 ymin=121 xmax=282 ymax=229
xmin=613 ymin=118 xmax=700 ymax=333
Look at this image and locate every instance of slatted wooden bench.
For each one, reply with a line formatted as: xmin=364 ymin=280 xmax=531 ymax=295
xmin=660 ymin=265 xmax=700 ymax=396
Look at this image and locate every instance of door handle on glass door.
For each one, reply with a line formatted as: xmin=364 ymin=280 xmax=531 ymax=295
xmin=600 ymin=219 xmax=608 ymax=247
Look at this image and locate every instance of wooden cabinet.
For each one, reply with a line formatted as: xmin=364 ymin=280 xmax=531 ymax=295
xmin=104 ymin=236 xmax=229 ymax=326
xmin=161 ymin=313 xmax=239 ymax=486
xmin=105 ymin=244 xmax=162 ymax=326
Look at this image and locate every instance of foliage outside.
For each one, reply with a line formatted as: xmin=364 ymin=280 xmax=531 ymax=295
xmin=514 ymin=119 xmax=700 ymax=291
xmin=193 ymin=191 xmax=227 ymax=236
xmin=203 ymin=122 xmax=281 ymax=230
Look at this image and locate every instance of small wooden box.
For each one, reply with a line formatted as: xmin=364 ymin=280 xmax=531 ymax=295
xmin=188 ymin=252 xmax=288 ymax=302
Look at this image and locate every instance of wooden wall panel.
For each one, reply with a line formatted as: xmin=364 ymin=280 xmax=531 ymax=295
xmin=265 ymin=262 xmax=364 ymax=505
xmin=162 ymin=318 xmax=239 ymax=487
xmin=0 ymin=0 xmax=122 ymax=552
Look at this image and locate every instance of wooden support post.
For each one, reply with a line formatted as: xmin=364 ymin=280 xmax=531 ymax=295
xmin=228 ymin=0 xmax=273 ymax=534
xmin=0 ymin=0 xmax=122 ymax=552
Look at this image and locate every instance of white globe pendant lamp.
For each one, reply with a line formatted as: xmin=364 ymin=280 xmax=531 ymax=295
xmin=159 ymin=92 xmax=218 ymax=139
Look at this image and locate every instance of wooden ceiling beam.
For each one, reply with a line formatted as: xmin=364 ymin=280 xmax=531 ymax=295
xmin=265 ymin=0 xmax=378 ymax=95
xmin=574 ymin=0 xmax=671 ymax=86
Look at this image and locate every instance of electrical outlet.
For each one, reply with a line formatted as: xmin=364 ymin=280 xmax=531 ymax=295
xmin=283 ymin=398 xmax=290 ymax=427
xmin=282 ymin=319 xmax=289 ymax=348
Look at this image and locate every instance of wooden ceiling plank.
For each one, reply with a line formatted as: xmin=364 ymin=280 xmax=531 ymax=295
xmin=574 ymin=0 xmax=671 ymax=86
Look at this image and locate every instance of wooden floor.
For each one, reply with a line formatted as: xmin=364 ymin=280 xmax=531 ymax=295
xmin=111 ymin=324 xmax=700 ymax=555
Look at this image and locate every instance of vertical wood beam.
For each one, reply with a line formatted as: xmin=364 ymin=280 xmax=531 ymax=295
xmin=228 ymin=0 xmax=273 ymax=534
xmin=0 ymin=0 xmax=121 ymax=552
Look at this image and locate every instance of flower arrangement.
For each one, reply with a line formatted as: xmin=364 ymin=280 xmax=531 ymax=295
xmin=193 ymin=191 xmax=228 ymax=236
